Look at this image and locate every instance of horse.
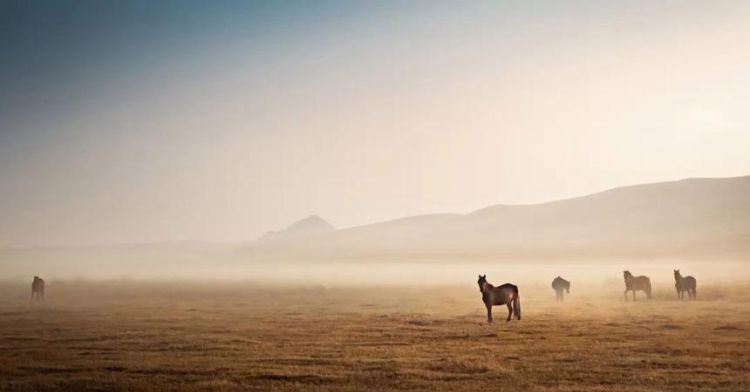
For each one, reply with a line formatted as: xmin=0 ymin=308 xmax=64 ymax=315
xmin=623 ymin=271 xmax=651 ymax=301
xmin=551 ymin=276 xmax=570 ymax=301
xmin=674 ymin=269 xmax=697 ymax=300
xmin=31 ymin=276 xmax=45 ymax=302
xmin=477 ymin=274 xmax=521 ymax=323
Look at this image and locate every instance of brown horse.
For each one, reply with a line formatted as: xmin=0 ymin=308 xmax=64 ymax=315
xmin=31 ymin=276 xmax=45 ymax=302
xmin=477 ymin=274 xmax=521 ymax=323
xmin=551 ymin=276 xmax=570 ymax=301
xmin=623 ymin=271 xmax=651 ymax=301
xmin=674 ymin=269 xmax=697 ymax=300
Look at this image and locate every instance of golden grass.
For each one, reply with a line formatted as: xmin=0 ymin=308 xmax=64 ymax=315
xmin=0 ymin=280 xmax=749 ymax=391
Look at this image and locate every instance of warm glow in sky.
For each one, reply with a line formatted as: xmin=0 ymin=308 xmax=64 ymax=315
xmin=1 ymin=0 xmax=749 ymax=247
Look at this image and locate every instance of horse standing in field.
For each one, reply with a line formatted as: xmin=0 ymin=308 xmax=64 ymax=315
xmin=30 ymin=276 xmax=45 ymax=302
xmin=477 ymin=274 xmax=521 ymax=323
xmin=623 ymin=271 xmax=651 ymax=301
xmin=674 ymin=269 xmax=697 ymax=300
xmin=551 ymin=276 xmax=570 ymax=301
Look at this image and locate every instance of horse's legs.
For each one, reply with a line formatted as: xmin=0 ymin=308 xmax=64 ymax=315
xmin=486 ymin=305 xmax=492 ymax=323
xmin=632 ymin=291 xmax=636 ymax=301
xmin=506 ymin=303 xmax=512 ymax=322
xmin=624 ymin=289 xmax=629 ymax=302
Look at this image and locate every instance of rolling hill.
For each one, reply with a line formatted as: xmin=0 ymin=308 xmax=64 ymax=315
xmin=244 ymin=176 xmax=750 ymax=262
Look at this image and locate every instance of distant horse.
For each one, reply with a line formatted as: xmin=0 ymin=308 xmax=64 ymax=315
xmin=551 ymin=276 xmax=570 ymax=301
xmin=477 ymin=274 xmax=521 ymax=323
xmin=674 ymin=269 xmax=697 ymax=300
xmin=623 ymin=271 xmax=651 ymax=301
xmin=31 ymin=276 xmax=45 ymax=302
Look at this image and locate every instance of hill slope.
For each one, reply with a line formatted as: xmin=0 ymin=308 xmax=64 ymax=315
xmin=245 ymin=176 xmax=750 ymax=261
xmin=258 ymin=215 xmax=335 ymax=242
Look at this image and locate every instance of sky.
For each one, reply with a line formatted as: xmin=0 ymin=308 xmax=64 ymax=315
xmin=1 ymin=0 xmax=749 ymax=247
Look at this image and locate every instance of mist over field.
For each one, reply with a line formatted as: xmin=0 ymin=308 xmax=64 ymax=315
xmin=2 ymin=0 xmax=750 ymax=390
xmin=2 ymin=176 xmax=748 ymax=286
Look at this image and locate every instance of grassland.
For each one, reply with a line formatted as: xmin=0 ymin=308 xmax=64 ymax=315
xmin=0 ymin=280 xmax=748 ymax=391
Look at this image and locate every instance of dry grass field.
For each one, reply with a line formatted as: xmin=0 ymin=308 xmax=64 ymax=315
xmin=0 ymin=280 xmax=749 ymax=391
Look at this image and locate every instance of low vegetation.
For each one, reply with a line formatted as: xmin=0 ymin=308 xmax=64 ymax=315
xmin=0 ymin=280 xmax=748 ymax=391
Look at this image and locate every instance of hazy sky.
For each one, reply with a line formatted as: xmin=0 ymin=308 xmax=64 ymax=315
xmin=1 ymin=0 xmax=749 ymax=247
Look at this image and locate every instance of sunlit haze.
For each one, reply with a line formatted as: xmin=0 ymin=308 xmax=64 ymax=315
xmin=2 ymin=1 xmax=749 ymax=247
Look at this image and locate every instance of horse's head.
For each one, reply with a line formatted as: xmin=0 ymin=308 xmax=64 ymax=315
xmin=623 ymin=271 xmax=632 ymax=280
xmin=565 ymin=281 xmax=570 ymax=294
xmin=33 ymin=276 xmax=38 ymax=281
xmin=674 ymin=269 xmax=680 ymax=280
xmin=477 ymin=274 xmax=487 ymax=293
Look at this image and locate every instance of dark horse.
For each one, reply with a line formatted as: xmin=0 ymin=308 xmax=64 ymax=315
xmin=623 ymin=271 xmax=651 ymax=301
xmin=31 ymin=276 xmax=45 ymax=302
xmin=551 ymin=276 xmax=570 ymax=301
xmin=674 ymin=269 xmax=697 ymax=300
xmin=477 ymin=274 xmax=521 ymax=323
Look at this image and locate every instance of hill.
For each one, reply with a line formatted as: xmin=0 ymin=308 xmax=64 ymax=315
xmin=258 ymin=215 xmax=335 ymax=242
xmin=244 ymin=176 xmax=750 ymax=262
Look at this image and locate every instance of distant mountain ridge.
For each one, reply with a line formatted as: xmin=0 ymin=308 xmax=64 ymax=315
xmin=3 ymin=176 xmax=748 ymax=265
xmin=258 ymin=215 xmax=335 ymax=242
xmin=244 ymin=175 xmax=750 ymax=262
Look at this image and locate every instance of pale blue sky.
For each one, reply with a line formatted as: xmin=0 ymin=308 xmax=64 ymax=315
xmin=1 ymin=1 xmax=749 ymax=246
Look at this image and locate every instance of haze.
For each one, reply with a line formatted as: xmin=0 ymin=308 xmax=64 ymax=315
xmin=4 ymin=4 xmax=750 ymax=390
xmin=2 ymin=0 xmax=750 ymax=248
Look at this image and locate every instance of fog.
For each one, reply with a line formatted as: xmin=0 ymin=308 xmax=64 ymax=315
xmin=2 ymin=2 xmax=748 ymax=293
xmin=2 ymin=248 xmax=748 ymax=289
xmin=3 ymin=1 xmax=750 ymax=248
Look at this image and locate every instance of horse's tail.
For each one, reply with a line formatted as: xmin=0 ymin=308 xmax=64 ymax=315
xmin=513 ymin=287 xmax=521 ymax=320
xmin=646 ymin=279 xmax=652 ymax=299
